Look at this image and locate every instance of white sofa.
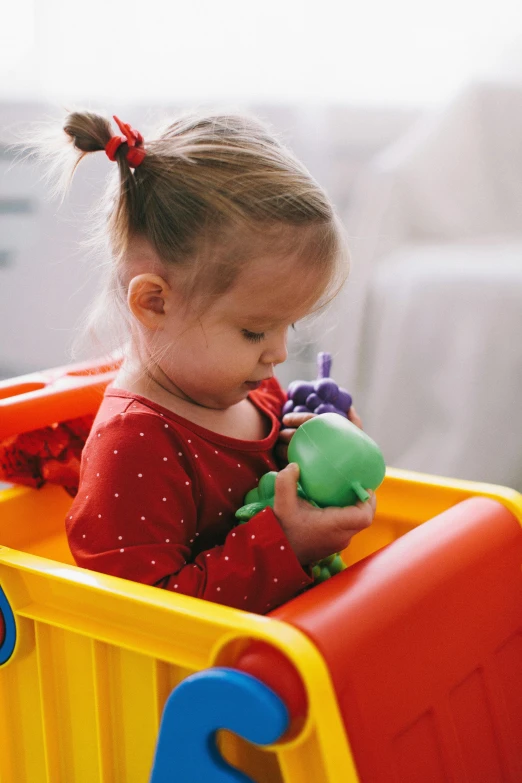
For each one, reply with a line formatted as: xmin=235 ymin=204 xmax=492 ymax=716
xmin=334 ymin=81 xmax=522 ymax=490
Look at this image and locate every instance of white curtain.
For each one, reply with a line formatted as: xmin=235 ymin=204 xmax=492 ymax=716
xmin=339 ymin=81 xmax=522 ymax=489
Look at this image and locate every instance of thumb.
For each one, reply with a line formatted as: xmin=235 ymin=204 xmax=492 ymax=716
xmin=274 ymin=462 xmax=300 ymax=518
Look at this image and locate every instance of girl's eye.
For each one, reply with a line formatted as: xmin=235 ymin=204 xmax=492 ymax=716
xmin=242 ymin=329 xmax=265 ymax=343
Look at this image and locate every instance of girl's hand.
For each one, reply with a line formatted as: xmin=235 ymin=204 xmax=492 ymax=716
xmin=276 ymin=411 xmax=316 ymax=464
xmin=348 ymin=406 xmax=363 ymax=429
xmin=276 ymin=407 xmax=363 ymax=464
xmin=273 ymin=462 xmax=376 ymax=566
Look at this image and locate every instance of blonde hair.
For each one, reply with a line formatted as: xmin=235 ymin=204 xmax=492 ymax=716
xmin=50 ymin=110 xmax=348 ymax=356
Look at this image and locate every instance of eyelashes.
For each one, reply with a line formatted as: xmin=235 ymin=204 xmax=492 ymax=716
xmin=242 ymin=329 xmax=265 ymax=343
xmin=241 ymin=324 xmax=296 ymax=343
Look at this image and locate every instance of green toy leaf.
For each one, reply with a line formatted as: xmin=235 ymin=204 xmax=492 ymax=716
xmin=311 ymin=553 xmax=347 ymax=583
xmin=244 ymin=487 xmax=261 ymax=505
xmin=235 ymin=501 xmax=271 ymax=522
xmin=258 ymin=471 xmax=277 ymax=500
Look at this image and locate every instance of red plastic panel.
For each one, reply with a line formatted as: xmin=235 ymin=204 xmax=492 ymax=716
xmin=235 ymin=640 xmax=308 ymax=729
xmin=272 ymin=497 xmax=522 ymax=783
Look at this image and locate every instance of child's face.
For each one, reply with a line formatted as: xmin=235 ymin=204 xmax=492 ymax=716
xmin=156 ymin=251 xmax=326 ymax=410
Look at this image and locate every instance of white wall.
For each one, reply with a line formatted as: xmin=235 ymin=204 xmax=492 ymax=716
xmin=0 ymin=101 xmax=418 ymax=382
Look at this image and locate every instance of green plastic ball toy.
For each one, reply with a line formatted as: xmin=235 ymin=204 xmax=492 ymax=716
xmin=287 ymin=413 xmax=386 ymax=507
xmin=235 ymin=413 xmax=386 ymax=583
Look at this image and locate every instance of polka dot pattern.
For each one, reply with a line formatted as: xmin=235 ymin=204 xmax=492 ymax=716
xmin=66 ymin=381 xmax=313 ymax=614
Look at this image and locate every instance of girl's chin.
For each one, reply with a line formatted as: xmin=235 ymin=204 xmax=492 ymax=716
xmin=192 ymin=389 xmax=249 ymax=410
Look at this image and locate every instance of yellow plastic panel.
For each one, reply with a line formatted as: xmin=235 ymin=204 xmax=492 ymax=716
xmin=343 ymin=467 xmax=522 ymax=566
xmin=0 ymin=547 xmax=358 ymax=783
xmin=0 ymin=615 xmax=47 ymax=782
xmin=0 ymin=484 xmax=74 ymax=563
xmin=2 ymin=467 xmax=522 ymax=782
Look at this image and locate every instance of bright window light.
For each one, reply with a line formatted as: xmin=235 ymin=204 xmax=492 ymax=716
xmin=2 ymin=0 xmax=522 ymax=106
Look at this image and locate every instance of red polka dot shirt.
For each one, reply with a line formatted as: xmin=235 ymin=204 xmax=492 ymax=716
xmin=66 ymin=378 xmax=313 ymax=614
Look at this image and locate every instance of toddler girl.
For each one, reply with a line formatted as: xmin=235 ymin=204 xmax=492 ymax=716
xmin=61 ymin=111 xmax=376 ymax=614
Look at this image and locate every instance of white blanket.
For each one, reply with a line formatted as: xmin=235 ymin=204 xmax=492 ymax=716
xmin=334 ymin=81 xmax=522 ymax=489
xmin=359 ymin=241 xmax=522 ymax=489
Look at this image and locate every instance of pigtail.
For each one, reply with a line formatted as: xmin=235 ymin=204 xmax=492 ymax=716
xmin=21 ymin=107 xmax=347 ymax=359
xmin=63 ymin=111 xmax=112 ymax=155
xmin=61 ymin=112 xmax=146 ymax=257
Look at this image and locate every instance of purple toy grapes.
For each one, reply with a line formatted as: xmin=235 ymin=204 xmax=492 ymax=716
xmin=336 ymin=389 xmax=353 ymax=412
xmin=287 ymin=381 xmax=312 ymax=404
xmin=305 ymin=393 xmax=321 ymax=410
xmin=284 ymin=352 xmax=353 ymax=418
xmin=282 ymin=400 xmax=294 ymax=416
xmin=318 ymin=352 xmax=332 ymax=378
xmin=315 ymin=403 xmax=339 ymax=415
xmin=315 ymin=378 xmax=338 ymax=403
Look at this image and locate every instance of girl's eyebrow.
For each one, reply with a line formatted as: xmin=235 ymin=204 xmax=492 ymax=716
xmin=240 ymin=314 xmax=283 ymax=328
xmin=236 ymin=304 xmax=308 ymax=328
xmin=240 ymin=313 xmax=303 ymax=330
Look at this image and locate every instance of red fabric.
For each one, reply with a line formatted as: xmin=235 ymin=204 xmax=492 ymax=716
xmin=66 ymin=378 xmax=313 ymax=614
xmin=0 ymin=416 xmax=94 ymax=497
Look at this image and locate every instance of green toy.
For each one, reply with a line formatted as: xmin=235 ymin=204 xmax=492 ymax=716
xmin=236 ymin=413 xmax=386 ymax=582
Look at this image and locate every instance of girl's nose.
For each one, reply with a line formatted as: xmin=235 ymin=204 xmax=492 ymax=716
xmin=261 ymin=331 xmax=288 ymax=366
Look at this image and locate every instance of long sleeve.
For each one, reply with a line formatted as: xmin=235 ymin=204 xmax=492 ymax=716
xmin=67 ymin=406 xmax=312 ymax=613
xmin=157 ymin=507 xmax=312 ymax=613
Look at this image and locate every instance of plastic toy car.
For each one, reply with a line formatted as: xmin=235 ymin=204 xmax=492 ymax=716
xmin=1 ymin=359 xmax=521 ymax=782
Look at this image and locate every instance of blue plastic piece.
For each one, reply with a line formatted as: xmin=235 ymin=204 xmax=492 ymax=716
xmin=0 ymin=584 xmax=16 ymax=665
xmin=149 ymin=667 xmax=289 ymax=783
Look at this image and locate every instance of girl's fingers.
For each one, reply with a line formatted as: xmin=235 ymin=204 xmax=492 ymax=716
xmin=284 ymin=408 xmax=362 ymax=430
xmin=281 ymin=412 xmax=316 ymax=428
xmin=353 ymin=491 xmax=376 ymax=526
xmin=274 ymin=441 xmax=289 ymax=464
xmin=348 ymin=406 xmax=363 ymax=430
xmin=278 ymin=412 xmax=316 ymax=446
xmin=356 ymin=490 xmax=376 ymax=523
xmin=366 ymin=490 xmax=377 ymax=514
xmin=277 ymin=428 xmax=295 ymax=445
xmin=322 ymin=491 xmax=376 ymax=532
xmin=274 ymin=462 xmax=300 ymax=518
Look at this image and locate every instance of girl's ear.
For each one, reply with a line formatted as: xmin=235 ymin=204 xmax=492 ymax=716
xmin=127 ymin=274 xmax=171 ymax=328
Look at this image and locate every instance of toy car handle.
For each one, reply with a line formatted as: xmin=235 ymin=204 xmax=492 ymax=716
xmin=149 ymin=667 xmax=288 ymax=783
xmin=0 ymin=357 xmax=120 ymax=439
xmin=0 ymin=585 xmax=17 ymax=666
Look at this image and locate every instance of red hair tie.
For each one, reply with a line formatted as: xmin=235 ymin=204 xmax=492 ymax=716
xmin=105 ymin=115 xmax=146 ymax=168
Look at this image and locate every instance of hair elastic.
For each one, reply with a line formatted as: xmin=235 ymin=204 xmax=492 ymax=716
xmin=105 ymin=115 xmax=146 ymax=168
